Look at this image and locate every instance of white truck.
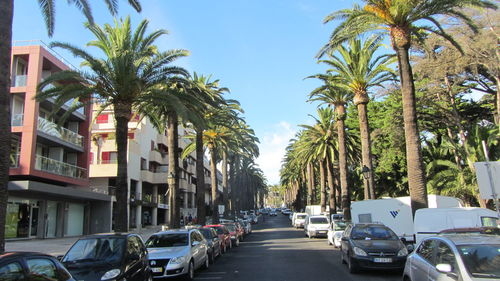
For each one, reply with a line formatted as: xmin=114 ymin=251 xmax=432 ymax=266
xmin=305 ymin=205 xmax=329 ymax=216
xmin=350 ymin=195 xmax=462 ymax=242
xmin=414 ymin=207 xmax=499 ymax=245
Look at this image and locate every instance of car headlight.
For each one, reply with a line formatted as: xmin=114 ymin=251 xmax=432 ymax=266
xmin=170 ymin=256 xmax=186 ymax=264
xmin=398 ymin=247 xmax=409 ymax=256
xmin=101 ymin=269 xmax=120 ymax=280
xmin=353 ymin=247 xmax=368 ymax=256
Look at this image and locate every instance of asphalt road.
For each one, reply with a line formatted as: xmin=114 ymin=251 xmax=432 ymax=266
xmin=194 ymin=214 xmax=402 ymax=281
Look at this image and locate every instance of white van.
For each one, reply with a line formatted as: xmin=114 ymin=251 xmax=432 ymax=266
xmin=350 ymin=195 xmax=462 ymax=242
xmin=414 ymin=207 xmax=499 ymax=245
xmin=292 ymin=212 xmax=307 ymax=228
xmin=304 ymin=215 xmax=330 ymax=238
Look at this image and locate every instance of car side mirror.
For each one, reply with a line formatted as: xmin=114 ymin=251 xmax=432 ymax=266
xmin=192 ymin=241 xmax=200 ymax=247
xmin=436 ymin=264 xmax=452 ymax=273
xmin=406 ymin=244 xmax=415 ymax=252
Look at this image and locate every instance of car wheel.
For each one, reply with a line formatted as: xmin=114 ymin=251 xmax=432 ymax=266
xmin=348 ymin=256 xmax=359 ymax=274
xmin=185 ymin=260 xmax=195 ymax=281
xmin=203 ymin=254 xmax=210 ymax=269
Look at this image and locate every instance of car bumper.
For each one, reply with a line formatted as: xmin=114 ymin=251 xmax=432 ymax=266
xmin=311 ymin=230 xmax=328 ymax=237
xmin=151 ymin=264 xmax=187 ymax=279
xmin=351 ymin=255 xmax=406 ymax=270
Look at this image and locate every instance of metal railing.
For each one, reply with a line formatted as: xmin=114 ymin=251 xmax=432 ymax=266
xmin=10 ymin=154 xmax=20 ymax=168
xmin=37 ymin=117 xmax=83 ymax=147
xmin=11 ymin=114 xmax=23 ymax=126
xmin=11 ymin=75 xmax=27 ymax=87
xmin=12 ymin=40 xmax=77 ymax=70
xmin=35 ymin=155 xmax=87 ymax=179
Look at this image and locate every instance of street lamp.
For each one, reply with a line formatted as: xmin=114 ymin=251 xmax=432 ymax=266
xmin=362 ymin=165 xmax=370 ymax=180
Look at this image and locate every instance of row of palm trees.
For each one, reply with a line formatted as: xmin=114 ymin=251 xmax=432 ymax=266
xmin=35 ymin=17 xmax=266 ymax=230
xmin=280 ymin=0 xmax=497 ymax=220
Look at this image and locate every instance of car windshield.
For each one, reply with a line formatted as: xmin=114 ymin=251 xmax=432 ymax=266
xmin=213 ymin=227 xmax=224 ymax=235
xmin=351 ymin=226 xmax=398 ymax=240
xmin=145 ymin=234 xmax=188 ymax=248
xmin=297 ymin=215 xmax=306 ymax=219
xmin=334 ymin=222 xmax=347 ymax=231
xmin=224 ymin=224 xmax=236 ymax=232
xmin=63 ymin=237 xmax=125 ymax=264
xmin=310 ymin=217 xmax=329 ymax=224
xmin=198 ymin=229 xmax=212 ymax=239
xmin=459 ymin=244 xmax=500 ymax=278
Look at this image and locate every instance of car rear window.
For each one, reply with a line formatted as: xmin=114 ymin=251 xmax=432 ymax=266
xmin=297 ymin=215 xmax=306 ymax=219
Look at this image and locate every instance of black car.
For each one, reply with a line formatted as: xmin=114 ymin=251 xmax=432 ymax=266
xmin=0 ymin=252 xmax=75 ymax=281
xmin=340 ymin=223 xmax=408 ymax=273
xmin=61 ymin=233 xmax=152 ymax=281
xmin=198 ymin=228 xmax=222 ymax=263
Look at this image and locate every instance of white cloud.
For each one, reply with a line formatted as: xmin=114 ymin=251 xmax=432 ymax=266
xmin=256 ymin=121 xmax=297 ymax=185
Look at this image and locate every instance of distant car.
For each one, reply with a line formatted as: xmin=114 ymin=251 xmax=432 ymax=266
xmin=269 ymin=211 xmax=277 ymax=216
xmin=204 ymin=225 xmax=232 ymax=253
xmin=61 ymin=233 xmax=151 ymax=281
xmin=198 ymin=227 xmax=222 ymax=264
xmin=292 ymin=213 xmax=307 ymax=228
xmin=331 ymin=213 xmax=344 ymax=222
xmin=327 ymin=220 xmax=348 ymax=247
xmin=403 ymin=234 xmax=500 ymax=281
xmin=340 ymin=223 xmax=408 ymax=273
xmin=304 ymin=215 xmax=330 ymax=238
xmin=146 ymin=229 xmax=209 ymax=280
xmin=249 ymin=214 xmax=258 ymax=224
xmin=222 ymin=223 xmax=243 ymax=247
xmin=0 ymin=252 xmax=75 ymax=281
xmin=237 ymin=219 xmax=252 ymax=235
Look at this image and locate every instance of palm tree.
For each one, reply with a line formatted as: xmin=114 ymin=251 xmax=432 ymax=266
xmin=319 ymin=0 xmax=496 ymax=215
xmin=319 ymin=36 xmax=394 ymax=199
xmin=309 ymin=80 xmax=354 ymax=220
xmin=36 ymin=17 xmax=189 ymax=232
xmin=0 ymin=0 xmax=141 ymax=254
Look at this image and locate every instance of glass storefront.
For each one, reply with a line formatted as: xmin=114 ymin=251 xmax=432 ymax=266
xmin=45 ymin=201 xmax=58 ymax=238
xmin=66 ymin=203 xmax=84 ymax=236
xmin=6 ymin=198 xmax=40 ymax=239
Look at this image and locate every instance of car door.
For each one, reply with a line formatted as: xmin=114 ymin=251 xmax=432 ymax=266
xmin=195 ymin=231 xmax=207 ymax=266
xmin=428 ymin=241 xmax=459 ymax=281
xmin=25 ymin=257 xmax=61 ymax=281
xmin=125 ymin=236 xmax=144 ymax=281
xmin=341 ymin=225 xmax=352 ymax=258
xmin=190 ymin=232 xmax=201 ymax=268
xmin=411 ymin=239 xmax=436 ymax=281
xmin=0 ymin=261 xmax=25 ymax=281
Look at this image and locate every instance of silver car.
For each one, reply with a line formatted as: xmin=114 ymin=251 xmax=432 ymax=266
xmin=146 ymin=229 xmax=209 ymax=280
xmin=403 ymin=234 xmax=500 ymax=281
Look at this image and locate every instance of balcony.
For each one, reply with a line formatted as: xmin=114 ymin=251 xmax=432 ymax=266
xmin=10 ymin=154 xmax=19 ymax=168
xmin=11 ymin=114 xmax=23 ymax=126
xmin=35 ymin=155 xmax=87 ymax=179
xmin=11 ymin=75 xmax=27 ymax=87
xmin=37 ymin=117 xmax=83 ymax=147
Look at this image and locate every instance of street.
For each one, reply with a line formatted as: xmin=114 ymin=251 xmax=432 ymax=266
xmin=195 ymin=214 xmax=402 ymax=281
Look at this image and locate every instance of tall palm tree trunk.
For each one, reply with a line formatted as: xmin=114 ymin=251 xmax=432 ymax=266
xmin=393 ymin=41 xmax=428 ymax=217
xmin=167 ymin=112 xmax=180 ymax=228
xmin=0 ymin=0 xmax=14 ymax=253
xmin=319 ymin=159 xmax=327 ymax=212
xmin=228 ymin=156 xmax=236 ymax=216
xmin=209 ymin=145 xmax=219 ymax=223
xmin=222 ymin=150 xmax=229 ymax=217
xmin=195 ymin=128 xmax=206 ymax=225
xmin=336 ymin=105 xmax=351 ymax=220
xmin=357 ymin=102 xmax=376 ymax=199
xmin=306 ymin=164 xmax=313 ymax=205
xmin=114 ymin=104 xmax=132 ymax=232
xmin=327 ymin=156 xmax=337 ymax=215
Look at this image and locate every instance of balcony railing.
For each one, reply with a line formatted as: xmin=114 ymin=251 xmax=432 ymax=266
xmin=11 ymin=114 xmax=23 ymax=126
xmin=12 ymin=75 xmax=27 ymax=87
xmin=10 ymin=154 xmax=19 ymax=168
xmin=35 ymin=155 xmax=86 ymax=179
xmin=37 ymin=117 xmax=83 ymax=147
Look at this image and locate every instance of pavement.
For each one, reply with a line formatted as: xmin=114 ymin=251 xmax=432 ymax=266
xmin=5 ymin=226 xmax=162 ymax=256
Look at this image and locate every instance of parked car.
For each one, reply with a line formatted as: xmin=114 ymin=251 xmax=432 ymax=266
xmin=403 ymin=234 xmax=500 ymax=281
xmin=204 ymin=225 xmax=232 ymax=253
xmin=238 ymin=219 xmax=252 ymax=235
xmin=222 ymin=223 xmax=243 ymax=247
xmin=331 ymin=213 xmax=344 ymax=222
xmin=198 ymin=228 xmax=222 ymax=264
xmin=304 ymin=215 xmax=330 ymax=238
xmin=269 ymin=211 xmax=277 ymax=216
xmin=340 ymin=223 xmax=408 ymax=273
xmin=292 ymin=213 xmax=307 ymax=228
xmin=146 ymin=229 xmax=209 ymax=280
xmin=61 ymin=233 xmax=151 ymax=281
xmin=327 ymin=220 xmax=348 ymax=247
xmin=249 ymin=214 xmax=258 ymax=224
xmin=438 ymin=227 xmax=500 ymax=236
xmin=0 ymin=252 xmax=75 ymax=281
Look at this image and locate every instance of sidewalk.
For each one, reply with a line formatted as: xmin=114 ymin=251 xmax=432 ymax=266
xmin=5 ymin=226 xmax=162 ymax=256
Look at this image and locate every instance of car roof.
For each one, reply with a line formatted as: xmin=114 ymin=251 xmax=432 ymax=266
xmin=437 ymin=234 xmax=500 ymax=246
xmin=0 ymin=252 xmax=54 ymax=260
xmin=151 ymin=229 xmax=193 ymax=235
xmin=79 ymin=233 xmax=138 ymax=239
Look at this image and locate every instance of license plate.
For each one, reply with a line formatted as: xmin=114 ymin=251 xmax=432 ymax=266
xmin=151 ymin=267 xmax=163 ymax=273
xmin=318 ymin=231 xmax=327 ymax=234
xmin=374 ymin=258 xmax=392 ymax=263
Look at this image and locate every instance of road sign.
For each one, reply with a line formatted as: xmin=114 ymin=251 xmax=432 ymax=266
xmin=474 ymin=162 xmax=500 ymax=199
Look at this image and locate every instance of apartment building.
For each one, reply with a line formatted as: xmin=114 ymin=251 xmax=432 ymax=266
xmin=89 ymin=107 xmax=224 ymax=229
xmin=8 ymin=43 xmax=112 ymax=239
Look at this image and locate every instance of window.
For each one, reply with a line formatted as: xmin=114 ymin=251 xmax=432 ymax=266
xmin=0 ymin=262 xmax=24 ymax=281
xmin=417 ymin=239 xmax=435 ymax=264
xmin=128 ymin=133 xmax=134 ymax=139
xmin=141 ymin=158 xmax=147 ymax=170
xmin=89 ymin=152 xmax=93 ymax=164
xmin=436 ymin=242 xmax=457 ymax=273
xmin=26 ymin=258 xmax=57 ymax=279
xmin=96 ymin=114 xmax=109 ymax=123
xmin=481 ymin=216 xmax=499 ymax=227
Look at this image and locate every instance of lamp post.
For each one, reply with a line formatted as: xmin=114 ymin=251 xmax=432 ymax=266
xmin=361 ymin=165 xmax=370 ymax=200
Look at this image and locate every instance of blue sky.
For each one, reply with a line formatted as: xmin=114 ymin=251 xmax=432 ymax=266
xmin=13 ymin=0 xmax=359 ymax=184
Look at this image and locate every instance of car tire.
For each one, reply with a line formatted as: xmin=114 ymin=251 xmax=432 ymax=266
xmin=328 ymin=239 xmax=332 ymax=245
xmin=348 ymin=256 xmax=359 ymax=274
xmin=185 ymin=260 xmax=195 ymax=281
